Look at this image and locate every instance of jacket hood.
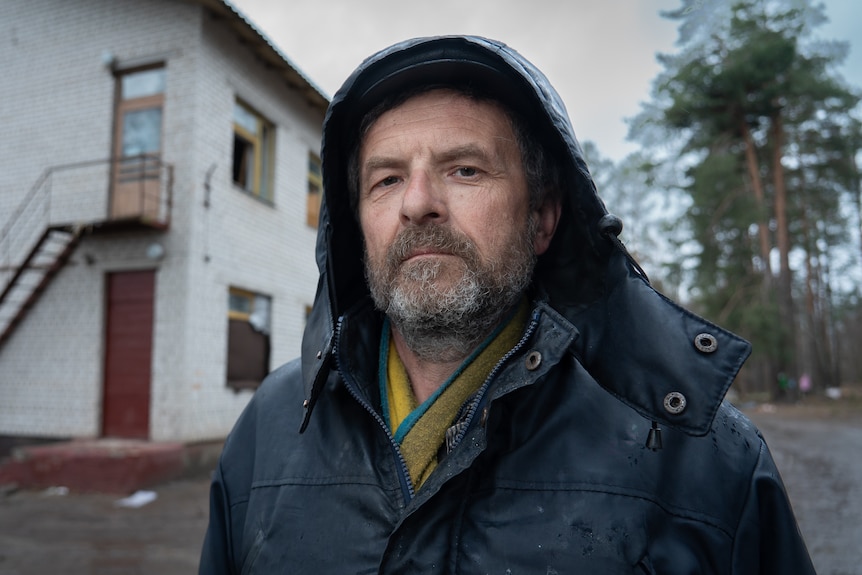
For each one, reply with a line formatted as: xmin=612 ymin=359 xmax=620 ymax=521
xmin=300 ymin=36 xmax=750 ymax=437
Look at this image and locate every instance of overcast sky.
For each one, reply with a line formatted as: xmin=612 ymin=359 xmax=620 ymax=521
xmin=229 ymin=0 xmax=861 ymax=162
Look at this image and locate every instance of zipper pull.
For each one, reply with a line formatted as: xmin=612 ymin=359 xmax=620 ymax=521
xmin=645 ymin=420 xmax=663 ymax=451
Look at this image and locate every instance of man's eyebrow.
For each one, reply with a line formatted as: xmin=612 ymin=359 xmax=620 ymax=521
xmin=362 ymin=156 xmax=405 ymax=173
xmin=434 ymin=144 xmax=492 ymax=164
xmin=363 ymin=144 xmax=490 ymax=169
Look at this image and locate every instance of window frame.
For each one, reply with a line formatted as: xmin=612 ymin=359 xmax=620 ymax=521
xmin=307 ymin=151 xmax=323 ymax=227
xmin=111 ymin=64 xmax=166 ymax=220
xmin=232 ymin=99 xmax=275 ymax=202
xmin=228 ymin=287 xmax=256 ymax=321
xmin=226 ymin=287 xmax=272 ymax=391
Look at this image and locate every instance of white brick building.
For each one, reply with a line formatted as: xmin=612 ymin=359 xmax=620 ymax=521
xmin=0 ymin=0 xmax=327 ymax=442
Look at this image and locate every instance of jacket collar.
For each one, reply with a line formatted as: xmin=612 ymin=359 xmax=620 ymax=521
xmin=569 ymin=251 xmax=751 ymax=436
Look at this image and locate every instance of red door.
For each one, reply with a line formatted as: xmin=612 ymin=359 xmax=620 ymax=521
xmin=102 ymin=270 xmax=155 ymax=438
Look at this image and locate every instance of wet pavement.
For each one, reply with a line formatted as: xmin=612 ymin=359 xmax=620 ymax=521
xmin=749 ymin=407 xmax=862 ymax=575
xmin=0 ymin=475 xmax=210 ymax=575
xmin=0 ymin=403 xmax=860 ymax=574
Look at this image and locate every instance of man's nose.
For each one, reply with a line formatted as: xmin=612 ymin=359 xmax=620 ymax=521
xmin=400 ymin=171 xmax=447 ymax=226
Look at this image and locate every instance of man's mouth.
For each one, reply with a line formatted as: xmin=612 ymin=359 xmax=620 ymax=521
xmin=404 ymin=248 xmax=453 ymax=260
xmin=402 ymin=248 xmax=455 ymax=262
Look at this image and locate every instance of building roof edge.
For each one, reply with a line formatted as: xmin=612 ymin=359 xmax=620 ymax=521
xmin=194 ymin=0 xmax=330 ymax=112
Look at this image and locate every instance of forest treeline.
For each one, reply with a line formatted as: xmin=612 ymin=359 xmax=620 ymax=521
xmin=587 ymin=0 xmax=861 ymax=397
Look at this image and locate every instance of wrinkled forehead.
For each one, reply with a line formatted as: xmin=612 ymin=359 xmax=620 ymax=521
xmin=347 ymin=56 xmax=529 ymax=130
xmin=336 ymin=46 xmax=544 ymax=172
xmin=358 ymin=86 xmax=516 ymax=150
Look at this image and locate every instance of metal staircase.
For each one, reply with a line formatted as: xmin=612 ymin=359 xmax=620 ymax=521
xmin=0 ymin=225 xmax=85 ymax=347
xmin=0 ymin=157 xmax=172 ymax=348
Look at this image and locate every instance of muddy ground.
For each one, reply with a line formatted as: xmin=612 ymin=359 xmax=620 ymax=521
xmin=748 ymin=400 xmax=862 ymax=575
xmin=0 ymin=399 xmax=859 ymax=575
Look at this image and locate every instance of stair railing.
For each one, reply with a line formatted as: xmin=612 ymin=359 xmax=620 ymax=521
xmin=0 ymin=157 xmax=173 ymax=288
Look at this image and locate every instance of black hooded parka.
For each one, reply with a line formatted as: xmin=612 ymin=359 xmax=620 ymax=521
xmin=200 ymin=36 xmax=815 ymax=574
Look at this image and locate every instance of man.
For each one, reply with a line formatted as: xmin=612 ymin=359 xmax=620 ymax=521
xmin=200 ymin=36 xmax=814 ymax=574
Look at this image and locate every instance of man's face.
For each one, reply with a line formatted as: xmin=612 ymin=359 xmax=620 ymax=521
xmin=357 ymin=89 xmax=553 ymax=358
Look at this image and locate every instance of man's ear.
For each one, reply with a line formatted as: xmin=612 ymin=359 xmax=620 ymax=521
xmin=533 ymin=199 xmax=562 ymax=256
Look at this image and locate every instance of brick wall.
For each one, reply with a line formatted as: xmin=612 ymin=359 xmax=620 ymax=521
xmin=0 ymin=0 xmax=323 ymax=441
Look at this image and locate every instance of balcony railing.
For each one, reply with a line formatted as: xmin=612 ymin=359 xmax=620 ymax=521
xmin=0 ymin=156 xmax=173 ymax=282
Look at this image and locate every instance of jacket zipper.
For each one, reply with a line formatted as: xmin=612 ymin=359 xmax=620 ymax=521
xmin=333 ymin=316 xmax=416 ymax=502
xmin=449 ymin=310 xmax=542 ymax=450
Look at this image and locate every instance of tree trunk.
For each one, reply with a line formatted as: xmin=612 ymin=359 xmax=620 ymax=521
xmin=821 ymin=258 xmax=840 ymax=389
xmin=740 ymin=119 xmax=773 ymax=275
xmin=853 ymin=152 xmax=862 ymax=293
xmin=770 ymin=113 xmax=798 ymax=394
xmin=739 ymin=118 xmax=781 ymax=397
xmin=801 ymin=209 xmax=834 ymax=390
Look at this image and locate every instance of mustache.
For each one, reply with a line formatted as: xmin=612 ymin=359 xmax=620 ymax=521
xmin=386 ymin=225 xmax=478 ymax=267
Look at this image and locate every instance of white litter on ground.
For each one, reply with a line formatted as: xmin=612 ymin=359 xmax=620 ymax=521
xmin=114 ymin=490 xmax=158 ymax=508
xmin=42 ymin=486 xmax=69 ymax=497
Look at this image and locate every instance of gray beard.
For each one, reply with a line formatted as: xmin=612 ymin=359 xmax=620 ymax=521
xmin=365 ymin=220 xmax=537 ymax=363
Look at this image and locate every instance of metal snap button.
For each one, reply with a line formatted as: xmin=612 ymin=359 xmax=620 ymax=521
xmin=663 ymin=392 xmax=687 ymax=414
xmin=694 ymin=333 xmax=718 ymax=353
xmin=525 ymin=351 xmax=542 ymax=371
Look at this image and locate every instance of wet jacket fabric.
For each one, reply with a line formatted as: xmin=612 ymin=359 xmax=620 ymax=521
xmin=200 ymin=36 xmax=815 ymax=574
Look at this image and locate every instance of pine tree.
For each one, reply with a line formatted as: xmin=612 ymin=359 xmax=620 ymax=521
xmin=630 ymin=0 xmax=861 ymax=395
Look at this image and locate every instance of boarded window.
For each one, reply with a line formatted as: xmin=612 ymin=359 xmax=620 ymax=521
xmin=227 ymin=287 xmax=271 ymax=391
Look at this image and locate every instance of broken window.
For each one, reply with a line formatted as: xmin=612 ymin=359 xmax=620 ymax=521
xmin=232 ymin=100 xmax=274 ymax=202
xmin=227 ymin=287 xmax=271 ymax=391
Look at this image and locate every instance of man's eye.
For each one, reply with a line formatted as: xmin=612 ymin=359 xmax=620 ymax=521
xmin=456 ymin=167 xmax=478 ymax=177
xmin=375 ymin=176 xmax=399 ymax=188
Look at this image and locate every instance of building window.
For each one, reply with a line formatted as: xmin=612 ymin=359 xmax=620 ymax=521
xmin=232 ymin=100 xmax=274 ymax=201
xmin=227 ymin=287 xmax=271 ymax=391
xmin=307 ymin=152 xmax=323 ymax=227
xmin=112 ymin=66 xmax=166 ymax=219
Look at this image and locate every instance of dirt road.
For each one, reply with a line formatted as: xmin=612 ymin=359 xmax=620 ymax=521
xmin=749 ymin=407 xmax=862 ymax=575
xmin=0 ymin=404 xmax=859 ymax=574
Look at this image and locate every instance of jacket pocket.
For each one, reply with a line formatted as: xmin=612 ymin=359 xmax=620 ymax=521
xmin=636 ymin=554 xmax=658 ymax=575
xmin=241 ymin=528 xmax=266 ymax=575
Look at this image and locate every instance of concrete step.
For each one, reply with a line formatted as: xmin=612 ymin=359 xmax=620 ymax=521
xmin=0 ymin=438 xmax=222 ymax=494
